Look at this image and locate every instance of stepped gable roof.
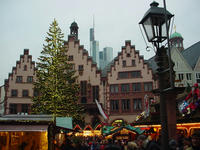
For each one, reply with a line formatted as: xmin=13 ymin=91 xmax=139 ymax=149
xmin=181 ymin=41 xmax=200 ymax=69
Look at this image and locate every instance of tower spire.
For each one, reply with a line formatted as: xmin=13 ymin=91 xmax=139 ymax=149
xmin=174 ymin=24 xmax=176 ymax=32
xmin=93 ymin=15 xmax=95 ymax=40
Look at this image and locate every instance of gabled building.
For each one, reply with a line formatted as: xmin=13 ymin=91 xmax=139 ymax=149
xmin=182 ymin=41 xmax=200 ymax=85
xmin=103 ymin=41 xmax=157 ymax=123
xmin=169 ymin=31 xmax=200 ymax=87
xmin=65 ymin=22 xmax=104 ymax=125
xmin=4 ymin=49 xmax=36 ymax=115
xmin=171 ymin=46 xmax=193 ymax=87
xmin=2 ymin=22 xmax=157 ymax=126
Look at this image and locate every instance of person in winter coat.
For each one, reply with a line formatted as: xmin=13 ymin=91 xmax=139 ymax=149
xmin=137 ymin=134 xmax=160 ymax=150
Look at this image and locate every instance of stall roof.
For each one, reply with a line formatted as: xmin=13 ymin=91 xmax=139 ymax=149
xmin=102 ymin=125 xmax=144 ymax=136
xmin=0 ymin=114 xmax=53 ymax=121
xmin=0 ymin=115 xmax=73 ymax=131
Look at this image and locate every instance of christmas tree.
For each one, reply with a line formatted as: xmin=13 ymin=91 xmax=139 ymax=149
xmin=32 ymin=19 xmax=83 ymax=121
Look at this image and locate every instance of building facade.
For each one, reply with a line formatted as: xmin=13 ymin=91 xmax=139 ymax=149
xmin=65 ymin=22 xmax=104 ymax=125
xmin=170 ymin=31 xmax=200 ymax=87
xmin=104 ymin=41 xmax=157 ymax=123
xmin=4 ymin=49 xmax=36 ymax=115
xmin=2 ymin=22 xmax=157 ymax=125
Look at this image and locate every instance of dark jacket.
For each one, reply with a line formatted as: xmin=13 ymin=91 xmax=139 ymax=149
xmin=145 ymin=141 xmax=160 ymax=150
xmin=104 ymin=144 xmax=121 ymax=150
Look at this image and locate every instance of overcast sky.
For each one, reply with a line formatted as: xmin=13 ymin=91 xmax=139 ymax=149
xmin=0 ymin=0 xmax=200 ymax=85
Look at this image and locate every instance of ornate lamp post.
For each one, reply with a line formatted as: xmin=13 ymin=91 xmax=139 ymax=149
xmin=139 ymin=1 xmax=174 ymax=150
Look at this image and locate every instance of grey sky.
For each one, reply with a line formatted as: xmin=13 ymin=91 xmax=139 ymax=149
xmin=0 ymin=0 xmax=200 ymax=85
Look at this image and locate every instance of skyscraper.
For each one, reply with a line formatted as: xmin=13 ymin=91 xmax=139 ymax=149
xmin=89 ymin=23 xmax=99 ymax=67
xmin=99 ymin=47 xmax=113 ymax=69
xmin=91 ymin=40 xmax=99 ymax=66
xmin=99 ymin=51 xmax=105 ymax=69
xmin=103 ymin=47 xmax=113 ymax=65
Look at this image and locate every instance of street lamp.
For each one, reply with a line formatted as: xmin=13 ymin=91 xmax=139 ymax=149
xmin=139 ymin=1 xmax=174 ymax=150
xmin=139 ymin=1 xmax=173 ymax=48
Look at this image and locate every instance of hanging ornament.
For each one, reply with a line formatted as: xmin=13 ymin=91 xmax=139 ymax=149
xmin=178 ymin=100 xmax=189 ymax=114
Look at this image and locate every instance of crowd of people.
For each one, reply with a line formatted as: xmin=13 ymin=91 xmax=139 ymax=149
xmin=56 ymin=130 xmax=200 ymax=150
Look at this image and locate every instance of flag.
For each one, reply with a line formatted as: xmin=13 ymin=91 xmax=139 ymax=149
xmin=95 ymin=99 xmax=109 ymax=120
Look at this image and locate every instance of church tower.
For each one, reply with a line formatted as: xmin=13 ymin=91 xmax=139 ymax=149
xmin=169 ymin=31 xmax=184 ymax=52
xmin=70 ymin=21 xmax=79 ymax=40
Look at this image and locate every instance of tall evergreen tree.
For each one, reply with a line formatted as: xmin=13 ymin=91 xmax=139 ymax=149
xmin=32 ymin=19 xmax=83 ymax=121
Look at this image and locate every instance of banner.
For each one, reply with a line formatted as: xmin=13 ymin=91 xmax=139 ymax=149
xmin=95 ymin=99 xmax=109 ymax=120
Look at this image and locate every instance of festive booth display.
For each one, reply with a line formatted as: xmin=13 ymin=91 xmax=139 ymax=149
xmin=179 ymin=83 xmax=200 ymax=116
xmin=102 ymin=125 xmax=144 ymax=136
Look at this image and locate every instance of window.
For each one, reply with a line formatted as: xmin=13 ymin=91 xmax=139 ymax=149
xmin=22 ymin=104 xmax=29 ymax=113
xmin=196 ymin=73 xmax=200 ymax=83
xmin=81 ymin=97 xmax=87 ymax=103
xmin=110 ymin=100 xmax=119 ymax=111
xmin=16 ymin=76 xmax=22 ymax=83
xmin=127 ymin=53 xmax=131 ymax=57
xmin=24 ymin=65 xmax=27 ymax=71
xmin=92 ymin=86 xmax=99 ymax=102
xmin=132 ymin=60 xmax=136 ymax=66
xmin=122 ymin=60 xmax=126 ymax=67
xmin=81 ymin=81 xmax=87 ymax=96
xmin=10 ymin=104 xmax=17 ymax=114
xmin=78 ymin=65 xmax=84 ymax=71
xmin=130 ymin=71 xmax=141 ymax=78
xmin=132 ymin=83 xmax=141 ymax=92
xmin=122 ymin=99 xmax=130 ymax=111
xmin=121 ymin=84 xmax=130 ymax=93
xmin=68 ymin=55 xmax=73 ymax=61
xmin=110 ymin=85 xmax=119 ymax=93
xmin=27 ymin=76 xmax=33 ymax=83
xmin=144 ymin=82 xmax=153 ymax=91
xmin=118 ymin=72 xmax=129 ymax=79
xmin=186 ymin=73 xmax=192 ymax=80
xmin=196 ymin=73 xmax=200 ymax=79
xmin=133 ymin=98 xmax=142 ymax=110
xmin=11 ymin=89 xmax=18 ymax=97
xmin=178 ymin=73 xmax=184 ymax=80
xmin=22 ymin=90 xmax=29 ymax=97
